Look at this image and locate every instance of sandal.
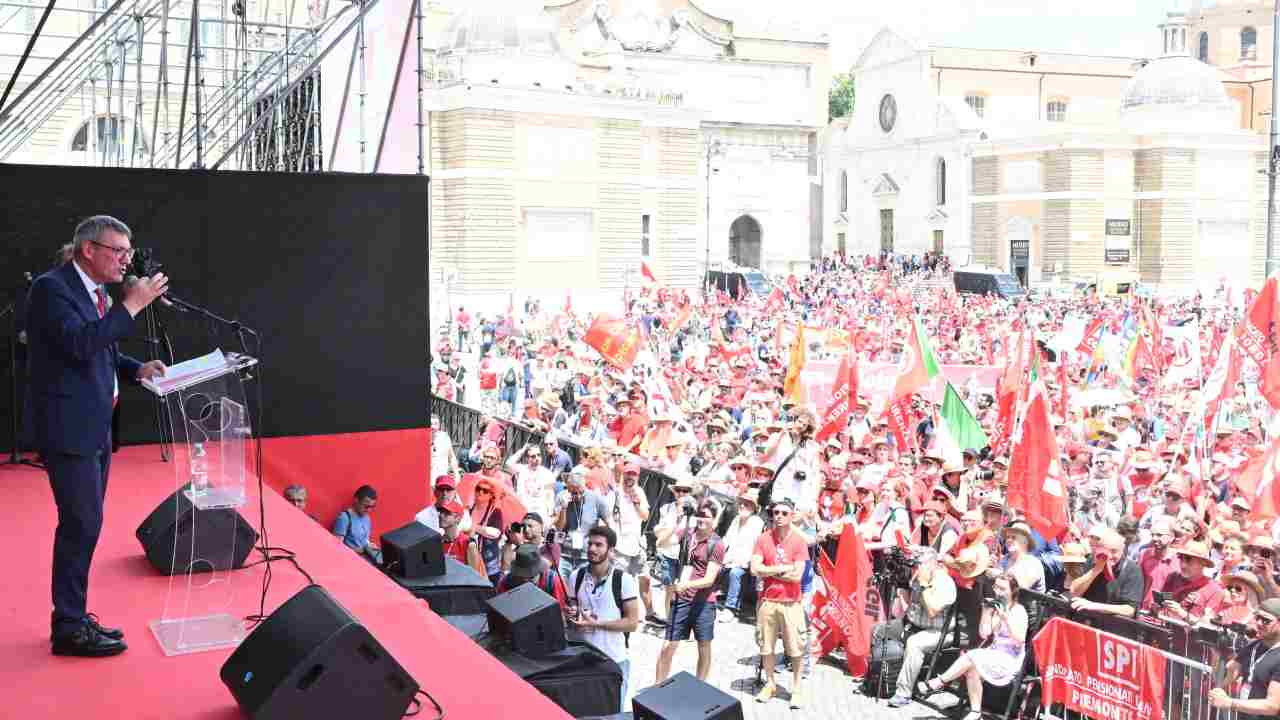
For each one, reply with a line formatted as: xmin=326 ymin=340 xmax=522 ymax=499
xmin=963 ymin=711 xmax=982 ymax=720
xmin=917 ymin=677 xmax=945 ymax=695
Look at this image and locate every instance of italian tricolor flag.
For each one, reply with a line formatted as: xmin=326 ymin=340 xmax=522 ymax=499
xmin=932 ymin=382 xmax=989 ymax=464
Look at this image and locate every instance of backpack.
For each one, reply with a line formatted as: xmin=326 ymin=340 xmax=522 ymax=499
xmin=573 ymin=567 xmax=632 ymax=648
xmin=502 ymin=367 xmax=517 ymax=387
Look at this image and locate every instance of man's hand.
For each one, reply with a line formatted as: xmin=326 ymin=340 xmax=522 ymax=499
xmin=1208 ymin=689 xmax=1231 ymax=709
xmin=121 ymin=273 xmax=170 ymax=317
xmin=1069 ymin=597 xmax=1095 ymax=613
xmin=136 ymin=359 xmax=167 ymax=381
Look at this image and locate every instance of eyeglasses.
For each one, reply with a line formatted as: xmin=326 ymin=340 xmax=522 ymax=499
xmin=1256 ymin=614 xmax=1277 ymax=626
xmin=771 ymin=510 xmax=792 ymax=517
xmin=90 ymin=239 xmax=135 ymax=261
xmin=672 ymin=488 xmax=690 ymax=494
xmin=1228 ymin=585 xmax=1246 ymax=594
xmin=476 ymin=487 xmax=492 ymax=496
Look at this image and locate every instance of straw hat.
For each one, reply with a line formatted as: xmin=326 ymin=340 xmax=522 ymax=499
xmin=1176 ymin=540 xmax=1213 ymax=563
xmin=1225 ymin=571 xmax=1265 ymax=598
xmin=1060 ymin=542 xmax=1088 ymax=564
xmin=1004 ymin=522 xmax=1036 ymax=546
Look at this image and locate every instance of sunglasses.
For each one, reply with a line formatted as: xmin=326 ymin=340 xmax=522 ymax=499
xmin=771 ymin=510 xmax=792 ymax=517
xmin=673 ymin=488 xmax=690 ymax=494
xmin=1256 ymin=614 xmax=1277 ymax=626
xmin=1228 ymin=585 xmax=1246 ymax=593
xmin=476 ymin=487 xmax=492 ymax=495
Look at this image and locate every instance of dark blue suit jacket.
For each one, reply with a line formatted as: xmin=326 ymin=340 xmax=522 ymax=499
xmin=25 ymin=262 xmax=142 ymax=456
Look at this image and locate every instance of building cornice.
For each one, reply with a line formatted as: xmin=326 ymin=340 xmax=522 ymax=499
xmin=427 ymin=85 xmax=703 ymax=128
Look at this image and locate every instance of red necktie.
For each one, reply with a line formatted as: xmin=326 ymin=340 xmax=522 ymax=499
xmin=95 ymin=287 xmax=107 ymax=318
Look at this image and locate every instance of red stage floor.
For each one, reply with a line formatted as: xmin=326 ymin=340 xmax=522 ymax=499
xmin=0 ymin=446 xmax=571 ymax=720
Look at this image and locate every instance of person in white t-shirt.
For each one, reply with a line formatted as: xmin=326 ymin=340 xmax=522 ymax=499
xmin=568 ymin=526 xmax=642 ymax=713
xmin=416 ymin=476 xmax=472 ymax=533
xmin=504 ymin=442 xmax=556 ymax=520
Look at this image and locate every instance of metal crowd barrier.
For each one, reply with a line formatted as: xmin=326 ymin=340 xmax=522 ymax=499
xmin=428 ymin=394 xmax=678 ymax=535
xmin=904 ymin=585 xmax=1229 ymax=720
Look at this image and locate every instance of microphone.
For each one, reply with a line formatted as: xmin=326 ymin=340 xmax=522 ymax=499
xmin=124 ymin=274 xmax=183 ymax=311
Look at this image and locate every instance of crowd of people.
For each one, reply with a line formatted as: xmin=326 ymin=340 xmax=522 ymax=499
xmin=427 ymin=252 xmax=1280 ymax=717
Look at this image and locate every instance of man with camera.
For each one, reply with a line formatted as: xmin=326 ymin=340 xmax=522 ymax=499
xmin=553 ymin=467 xmax=610 ymax=583
xmin=655 ymin=498 xmax=726 ymax=685
xmin=651 ymin=478 xmax=698 ymax=626
xmin=1210 ymin=598 xmax=1280 ymax=720
xmin=882 ymin=548 xmax=957 ymax=707
xmin=501 ymin=512 xmax=558 ymax=575
xmin=567 ymin=526 xmax=642 ymax=714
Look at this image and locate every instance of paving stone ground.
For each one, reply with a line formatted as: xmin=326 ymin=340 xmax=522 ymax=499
xmin=621 ymin=589 xmax=951 ymax=720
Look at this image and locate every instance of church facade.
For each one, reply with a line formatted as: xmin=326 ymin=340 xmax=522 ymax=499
xmin=825 ymin=6 xmax=1271 ymax=294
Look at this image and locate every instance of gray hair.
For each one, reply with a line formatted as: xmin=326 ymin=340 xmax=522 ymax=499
xmin=283 ymin=484 xmax=306 ymax=498
xmin=73 ymin=215 xmax=132 ymax=253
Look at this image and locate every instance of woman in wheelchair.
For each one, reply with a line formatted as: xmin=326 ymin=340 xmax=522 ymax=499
xmin=919 ymin=573 xmax=1027 ymax=720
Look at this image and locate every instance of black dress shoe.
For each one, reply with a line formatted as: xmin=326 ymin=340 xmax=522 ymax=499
xmin=85 ymin=613 xmax=124 ymax=640
xmin=52 ymin=625 xmax=127 ymax=657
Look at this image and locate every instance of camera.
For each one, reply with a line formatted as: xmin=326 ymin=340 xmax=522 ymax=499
xmin=793 ymin=471 xmax=806 ymax=481
xmin=509 ymin=522 xmax=524 ymax=535
xmin=983 ymin=596 xmax=1008 ymax=611
xmin=1152 ymin=591 xmax=1174 ymax=606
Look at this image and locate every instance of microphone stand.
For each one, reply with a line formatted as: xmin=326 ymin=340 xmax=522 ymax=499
xmin=2 ymin=275 xmax=44 ymax=470
xmin=164 ymin=294 xmax=260 ymax=353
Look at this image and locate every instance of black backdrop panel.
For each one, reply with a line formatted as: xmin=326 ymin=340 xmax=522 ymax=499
xmin=0 ymin=164 xmax=427 ymax=448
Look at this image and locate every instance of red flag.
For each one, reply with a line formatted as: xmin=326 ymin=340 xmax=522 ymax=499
xmin=1202 ymin=331 xmax=1241 ymax=432
xmin=1007 ymin=381 xmax=1069 ymax=540
xmin=584 ymin=314 xmax=643 ymax=370
xmin=816 ymin=346 xmax=858 ymax=443
xmin=1238 ymin=275 xmax=1279 ymax=369
xmin=765 ymin=287 xmax=784 ymax=313
xmin=1239 ymin=434 xmax=1280 ymax=519
xmin=883 ymin=320 xmax=934 ymax=448
xmin=640 ymin=260 xmax=658 ymax=285
xmin=1055 ymin=359 xmax=1070 ymax=419
xmin=810 ymin=526 xmax=876 ymax=675
xmin=564 ymin=292 xmax=573 ymax=316
xmin=1076 ymin=316 xmax=1105 ymax=356
xmin=786 ymin=274 xmax=799 ymax=295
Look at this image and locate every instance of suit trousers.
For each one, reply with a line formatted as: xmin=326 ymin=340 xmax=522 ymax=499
xmin=45 ymin=437 xmax=111 ymax=633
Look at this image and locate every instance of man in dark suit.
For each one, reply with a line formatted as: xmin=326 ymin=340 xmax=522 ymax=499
xmin=25 ymin=215 xmax=169 ymax=657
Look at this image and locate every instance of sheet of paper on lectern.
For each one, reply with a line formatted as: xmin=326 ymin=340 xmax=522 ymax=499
xmin=140 ymin=349 xmax=229 ymax=395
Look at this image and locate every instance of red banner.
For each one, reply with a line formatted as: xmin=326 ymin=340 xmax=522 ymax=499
xmin=815 ymin=352 xmax=857 ymax=443
xmin=796 ymin=361 xmax=999 ymax=413
xmin=809 ymin=526 xmax=880 ymax=675
xmin=584 ymin=314 xmax=643 ymax=370
xmin=1034 ymin=617 xmax=1168 ymax=720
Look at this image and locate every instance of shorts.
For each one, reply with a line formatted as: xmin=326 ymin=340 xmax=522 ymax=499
xmin=756 ymin=600 xmax=804 ymax=658
xmin=614 ymin=550 xmax=646 ymax=576
xmin=652 ymin=554 xmax=680 ymax=586
xmin=666 ymin=599 xmax=715 ymax=642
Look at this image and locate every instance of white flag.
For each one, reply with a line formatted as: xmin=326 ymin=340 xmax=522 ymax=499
xmin=1162 ymin=320 xmax=1201 ymax=388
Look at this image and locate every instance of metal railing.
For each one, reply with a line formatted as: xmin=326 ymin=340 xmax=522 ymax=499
xmin=428 ymin=394 xmax=679 ymax=535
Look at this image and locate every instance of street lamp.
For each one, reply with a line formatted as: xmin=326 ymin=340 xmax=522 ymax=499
xmin=703 ymin=137 xmax=723 ymax=297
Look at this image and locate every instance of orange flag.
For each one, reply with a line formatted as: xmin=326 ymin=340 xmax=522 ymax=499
xmin=783 ymin=324 xmax=807 ymax=402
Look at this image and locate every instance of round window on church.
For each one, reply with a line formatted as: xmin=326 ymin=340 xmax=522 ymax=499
xmin=878 ymin=94 xmax=897 ymax=133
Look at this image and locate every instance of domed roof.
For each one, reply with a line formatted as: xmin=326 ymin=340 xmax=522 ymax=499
xmin=1121 ymin=55 xmax=1229 ymax=110
xmin=1120 ymin=54 xmax=1236 ymax=133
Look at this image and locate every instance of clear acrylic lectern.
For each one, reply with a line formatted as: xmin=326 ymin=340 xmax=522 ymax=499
xmin=142 ymin=349 xmax=258 ymax=656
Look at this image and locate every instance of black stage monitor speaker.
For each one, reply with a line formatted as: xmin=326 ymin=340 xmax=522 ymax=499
xmin=380 ymin=521 xmax=445 ymax=578
xmin=220 ymin=585 xmax=419 ymax=720
xmin=135 ymin=484 xmax=258 ymax=574
xmin=633 ymin=671 xmax=744 ymax=720
xmin=485 ymin=582 xmax=566 ymax=658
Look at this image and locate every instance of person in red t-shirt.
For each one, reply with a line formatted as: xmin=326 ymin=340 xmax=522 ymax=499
xmin=438 ymin=500 xmax=485 ymax=576
xmin=455 ymin=306 xmax=472 ymax=350
xmin=613 ymin=397 xmax=647 ymax=453
xmin=751 ymin=498 xmax=810 ymax=709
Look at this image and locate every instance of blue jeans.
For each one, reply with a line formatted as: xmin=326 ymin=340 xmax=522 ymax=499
xmin=725 ymin=567 xmax=749 ymax=611
xmin=617 ymin=658 xmax=630 ymax=713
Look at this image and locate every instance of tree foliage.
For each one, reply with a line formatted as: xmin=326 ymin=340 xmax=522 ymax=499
xmin=828 ymin=72 xmax=855 ymax=121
